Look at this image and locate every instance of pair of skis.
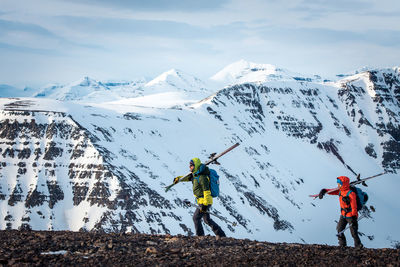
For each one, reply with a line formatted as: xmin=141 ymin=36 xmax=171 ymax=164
xmin=309 ymin=172 xmax=387 ymax=199
xmin=164 ymin=142 xmax=240 ymax=192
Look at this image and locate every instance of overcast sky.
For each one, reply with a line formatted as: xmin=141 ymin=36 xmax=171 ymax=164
xmin=1 ymin=0 xmax=399 ymax=87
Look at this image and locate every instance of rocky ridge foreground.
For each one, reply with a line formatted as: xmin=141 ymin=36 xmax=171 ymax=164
xmin=0 ymin=231 xmax=399 ymax=266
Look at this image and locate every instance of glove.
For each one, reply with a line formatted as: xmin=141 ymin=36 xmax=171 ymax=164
xmin=173 ymin=176 xmax=182 ymax=184
xmin=319 ymin=189 xmax=327 ymax=199
xmin=183 ymin=199 xmax=191 ymax=206
xmin=199 ymin=205 xmax=209 ymax=213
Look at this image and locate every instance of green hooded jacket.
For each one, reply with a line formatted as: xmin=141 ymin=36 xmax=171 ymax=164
xmin=181 ymin=157 xmax=213 ymax=205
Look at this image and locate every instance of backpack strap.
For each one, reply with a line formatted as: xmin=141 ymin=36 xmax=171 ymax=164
xmin=340 ymin=190 xmax=353 ymax=215
xmin=193 ymin=174 xmax=210 ymax=183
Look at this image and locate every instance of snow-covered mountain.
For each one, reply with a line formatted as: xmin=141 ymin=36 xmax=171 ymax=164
xmin=34 ymin=76 xmax=147 ymax=102
xmin=31 ymin=69 xmax=212 ymax=108
xmin=0 ymin=84 xmax=37 ymax=98
xmin=145 ymin=69 xmax=209 ymax=94
xmin=211 ymin=59 xmax=321 ymax=86
xmin=105 ymin=69 xmax=213 ymax=108
xmin=0 ymin=62 xmax=399 ymax=248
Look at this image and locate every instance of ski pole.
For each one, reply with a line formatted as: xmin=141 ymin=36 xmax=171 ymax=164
xmin=336 ymin=206 xmax=375 ymax=237
xmin=165 ymin=143 xmax=240 ymax=192
xmin=208 ymin=211 xmax=238 ymax=227
xmin=184 ymin=201 xmax=237 ymax=227
xmin=336 ymin=215 xmax=366 ymax=237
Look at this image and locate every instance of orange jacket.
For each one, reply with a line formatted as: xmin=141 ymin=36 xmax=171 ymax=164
xmin=329 ymin=176 xmax=358 ymax=218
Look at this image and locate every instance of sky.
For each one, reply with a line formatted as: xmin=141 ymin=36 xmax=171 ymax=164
xmin=0 ymin=0 xmax=399 ymax=88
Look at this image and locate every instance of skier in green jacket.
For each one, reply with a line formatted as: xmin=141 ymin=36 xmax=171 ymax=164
xmin=173 ymin=157 xmax=226 ymax=237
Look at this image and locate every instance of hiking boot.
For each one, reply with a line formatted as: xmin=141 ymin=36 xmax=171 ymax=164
xmin=217 ymin=233 xmax=226 ymax=238
xmin=355 ymin=243 xmax=364 ymax=249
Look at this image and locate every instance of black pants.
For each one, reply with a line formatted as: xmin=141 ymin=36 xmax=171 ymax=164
xmin=193 ymin=207 xmax=226 ymax=237
xmin=336 ymin=216 xmax=362 ymax=247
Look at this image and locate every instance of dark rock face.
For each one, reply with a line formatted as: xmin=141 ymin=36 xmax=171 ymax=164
xmin=208 ymin=69 xmax=400 ymax=175
xmin=338 ymin=70 xmax=400 ymax=173
xmin=0 ymin=110 xmax=175 ymax=232
xmin=0 ymin=230 xmax=399 ymax=266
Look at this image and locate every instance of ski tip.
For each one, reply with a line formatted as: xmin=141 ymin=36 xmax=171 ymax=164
xmin=370 ymin=205 xmax=376 ymax=212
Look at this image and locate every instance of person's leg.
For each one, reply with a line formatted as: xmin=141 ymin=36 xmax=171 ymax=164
xmin=193 ymin=208 xmax=204 ymax=236
xmin=336 ymin=216 xmax=347 ymax=247
xmin=347 ymin=218 xmax=363 ymax=248
xmin=202 ymin=212 xmax=226 ymax=237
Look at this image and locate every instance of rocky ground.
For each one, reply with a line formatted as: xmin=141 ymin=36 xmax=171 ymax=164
xmin=0 ymin=230 xmax=399 ymax=266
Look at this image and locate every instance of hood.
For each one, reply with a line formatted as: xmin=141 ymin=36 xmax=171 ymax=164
xmin=190 ymin=158 xmax=202 ymax=173
xmin=337 ymin=176 xmax=350 ymax=191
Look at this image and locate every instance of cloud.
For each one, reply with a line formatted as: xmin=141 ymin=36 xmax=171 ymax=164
xmin=0 ymin=42 xmax=60 ymax=55
xmin=63 ymin=0 xmax=229 ymax=12
xmin=52 ymin=15 xmax=247 ymax=41
xmin=254 ymin=26 xmax=400 ymax=48
xmin=0 ymin=0 xmax=399 ymax=87
xmin=0 ymin=18 xmax=107 ymax=53
xmin=0 ymin=19 xmax=58 ymax=37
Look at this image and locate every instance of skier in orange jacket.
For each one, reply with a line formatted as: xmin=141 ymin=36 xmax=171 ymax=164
xmin=319 ymin=176 xmax=363 ymax=248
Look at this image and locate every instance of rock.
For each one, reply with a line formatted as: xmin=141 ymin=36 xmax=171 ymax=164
xmin=145 ymin=247 xmax=158 ymax=254
xmin=165 ymin=237 xmax=180 ymax=243
xmin=169 ymin=248 xmax=181 ymax=254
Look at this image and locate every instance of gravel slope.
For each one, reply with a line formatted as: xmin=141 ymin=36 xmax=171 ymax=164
xmin=0 ymin=230 xmax=399 ymax=266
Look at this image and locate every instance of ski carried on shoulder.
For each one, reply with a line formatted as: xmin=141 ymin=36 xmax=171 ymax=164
xmin=164 ymin=142 xmax=240 ymax=192
xmin=309 ymin=172 xmax=387 ymax=199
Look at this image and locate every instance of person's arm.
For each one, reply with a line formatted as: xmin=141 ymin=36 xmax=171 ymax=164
xmin=319 ymin=188 xmax=339 ymax=199
xmin=198 ymin=175 xmax=213 ymax=206
xmin=327 ymin=189 xmax=339 ymax=196
xmin=173 ymin=173 xmax=193 ymax=184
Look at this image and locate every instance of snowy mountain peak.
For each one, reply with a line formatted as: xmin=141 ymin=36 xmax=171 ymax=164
xmin=336 ymin=66 xmax=400 ymax=87
xmin=146 ymin=69 xmax=183 ymax=86
xmin=34 ymin=76 xmax=112 ymax=101
xmin=335 ymin=66 xmax=400 ymax=81
xmin=144 ymin=69 xmax=209 ymax=94
xmin=73 ymin=76 xmax=104 ymax=88
xmin=211 ymin=60 xmax=315 ymax=86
